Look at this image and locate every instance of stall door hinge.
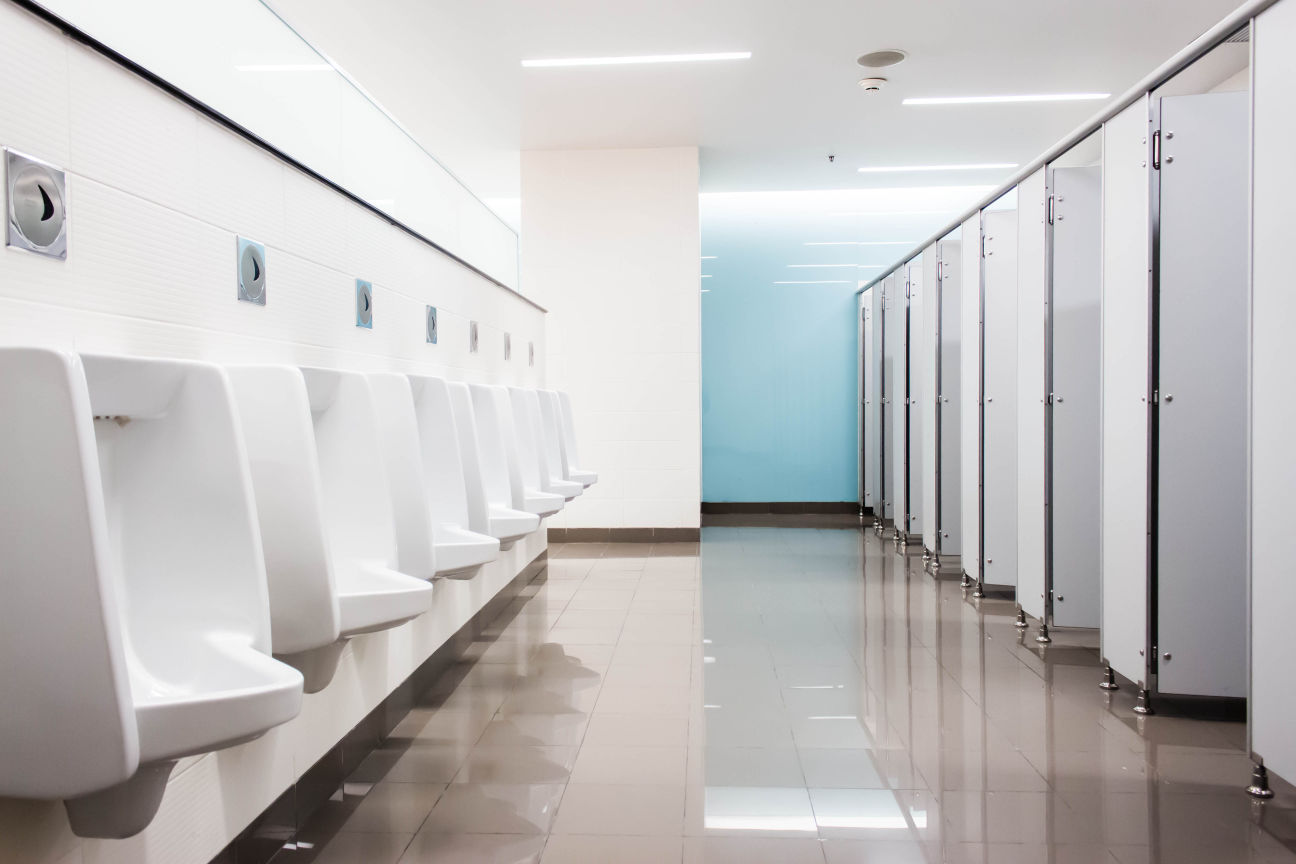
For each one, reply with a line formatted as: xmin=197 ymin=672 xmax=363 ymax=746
xmin=1152 ymin=129 xmax=1161 ymax=171
xmin=1047 ymin=195 xmax=1055 ymax=225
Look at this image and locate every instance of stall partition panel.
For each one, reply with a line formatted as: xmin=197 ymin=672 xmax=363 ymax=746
xmin=1251 ymin=0 xmax=1296 ymax=779
xmin=1050 ymin=165 xmax=1102 ymax=629
xmin=906 ymin=260 xmax=925 ymax=541
xmin=1017 ymin=169 xmax=1049 ymax=619
xmin=938 ymin=233 xmax=963 ymax=559
xmin=1154 ymin=90 xmax=1248 ymax=699
xmin=883 ymin=273 xmax=902 ymax=523
xmin=982 ymin=209 xmax=1019 ymax=590
xmin=1100 ymin=96 xmax=1152 ymax=688
xmin=959 ymin=214 xmax=983 ymax=582
xmin=871 ymin=284 xmax=886 ymax=521
xmin=862 ymin=289 xmax=878 ymax=514
xmin=921 ymin=247 xmax=940 ymax=553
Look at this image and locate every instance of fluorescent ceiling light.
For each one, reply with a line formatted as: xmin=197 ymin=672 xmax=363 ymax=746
xmin=235 ymin=63 xmax=332 ymax=72
xmin=859 ymin=265 xmax=884 ymax=269
xmin=904 ymin=92 xmax=1109 ymax=106
xmin=701 ymin=255 xmax=718 ymax=259
xmin=523 ymin=51 xmax=751 ymax=68
xmin=701 ymin=275 xmax=713 ymax=278
xmin=858 ymin=162 xmax=1017 ymax=173
xmin=805 ymin=241 xmax=915 ymax=246
xmin=774 ymin=280 xmax=854 ymax=285
xmin=787 ymin=264 xmax=857 ymax=268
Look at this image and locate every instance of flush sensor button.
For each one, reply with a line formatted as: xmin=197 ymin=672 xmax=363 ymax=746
xmin=237 ymin=237 xmax=267 ymax=305
xmin=6 ymin=149 xmax=67 ymax=259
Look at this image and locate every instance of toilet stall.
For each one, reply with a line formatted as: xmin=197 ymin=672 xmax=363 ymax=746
xmin=1101 ymin=54 xmax=1250 ymax=707
xmin=921 ymin=231 xmax=963 ymax=573
xmin=1047 ymin=141 xmax=1103 ymax=632
xmin=959 ymin=214 xmax=983 ymax=587
xmin=980 ymin=197 xmax=1020 ymax=594
xmin=881 ymin=271 xmax=903 ymax=534
xmin=861 ymin=288 xmax=879 ymax=517
xmin=904 ymin=257 xmax=925 ymax=546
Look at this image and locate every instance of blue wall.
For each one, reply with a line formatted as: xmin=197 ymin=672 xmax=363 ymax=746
xmin=701 ymin=277 xmax=859 ymax=503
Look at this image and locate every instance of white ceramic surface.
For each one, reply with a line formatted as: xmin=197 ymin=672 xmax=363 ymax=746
xmin=448 ymin=382 xmax=539 ymax=548
xmin=513 ymin=387 xmax=583 ymax=501
xmin=0 ymin=348 xmax=303 ymax=837
xmin=407 ymin=375 xmax=500 ymax=578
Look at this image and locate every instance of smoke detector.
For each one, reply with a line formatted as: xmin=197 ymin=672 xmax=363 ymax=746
xmin=858 ymin=49 xmax=907 ymax=69
xmin=858 ymin=77 xmax=887 ymax=93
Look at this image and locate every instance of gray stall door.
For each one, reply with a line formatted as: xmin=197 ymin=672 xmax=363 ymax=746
xmin=982 ymin=210 xmax=1019 ymax=589
xmin=863 ymin=292 xmax=878 ymax=513
xmin=881 ymin=275 xmax=897 ymax=521
xmin=1155 ymin=91 xmax=1248 ymax=698
xmin=1049 ymin=166 xmax=1102 ymax=628
xmin=907 ymin=262 xmax=924 ymax=539
xmin=938 ymin=241 xmax=962 ymax=557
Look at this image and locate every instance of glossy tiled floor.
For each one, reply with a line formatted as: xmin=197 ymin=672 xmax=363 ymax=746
xmin=288 ymin=524 xmax=1296 ymax=863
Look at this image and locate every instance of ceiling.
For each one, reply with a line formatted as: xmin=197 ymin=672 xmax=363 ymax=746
xmin=269 ymin=0 xmax=1245 ymax=233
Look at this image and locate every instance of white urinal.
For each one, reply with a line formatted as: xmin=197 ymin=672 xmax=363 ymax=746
xmin=447 ymin=381 xmax=539 ymax=549
xmin=366 ymin=372 xmax=439 ymax=579
xmin=228 ymin=366 xmax=433 ymax=692
xmin=0 ymin=348 xmax=303 ymax=839
xmin=549 ymin=389 xmax=598 ymax=487
xmin=511 ymin=387 xmax=582 ymax=501
xmin=473 ymin=383 xmax=564 ymax=518
xmin=407 ymin=375 xmax=500 ymax=578
xmin=298 ymin=368 xmax=435 ymax=638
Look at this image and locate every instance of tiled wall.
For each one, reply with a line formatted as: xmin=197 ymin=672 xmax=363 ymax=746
xmin=0 ymin=4 xmax=546 ymax=863
xmin=521 ymin=147 xmax=701 ymax=530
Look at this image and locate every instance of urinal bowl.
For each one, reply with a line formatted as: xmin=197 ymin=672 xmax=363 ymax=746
xmin=433 ymin=524 xmax=500 ymax=579
xmin=65 ymin=636 xmax=303 ymax=837
xmin=336 ymin=560 xmax=435 ymax=636
xmin=67 ymin=355 xmax=305 ymax=838
xmin=489 ymin=506 xmax=541 ymax=549
xmin=522 ymin=489 xmax=565 ymax=518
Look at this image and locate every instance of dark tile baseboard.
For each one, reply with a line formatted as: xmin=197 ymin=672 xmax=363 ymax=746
xmin=547 ymin=527 xmax=701 ymax=543
xmin=701 ymin=501 xmax=860 ymax=515
xmin=212 ymin=551 xmax=549 ymax=864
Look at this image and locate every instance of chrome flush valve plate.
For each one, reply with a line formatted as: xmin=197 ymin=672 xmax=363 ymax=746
xmin=6 ymin=149 xmax=68 ymax=259
xmin=237 ymin=236 xmax=267 ymax=305
xmin=356 ymin=279 xmax=373 ymax=328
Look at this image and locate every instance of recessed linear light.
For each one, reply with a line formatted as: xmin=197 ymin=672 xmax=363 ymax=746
xmin=903 ymin=92 xmax=1109 ymax=106
xmin=787 ymin=264 xmax=859 ymax=268
xmin=859 ymin=265 xmax=884 ymax=269
xmin=858 ymin=162 xmax=1017 ymax=173
xmin=235 ymin=63 xmax=333 ymax=72
xmin=701 ymin=275 xmax=713 ymax=278
xmin=805 ymin=241 xmax=916 ymax=246
xmin=522 ymin=51 xmax=751 ymax=68
xmin=701 ymin=255 xmax=718 ymax=259
xmin=773 ymin=280 xmax=854 ymax=285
